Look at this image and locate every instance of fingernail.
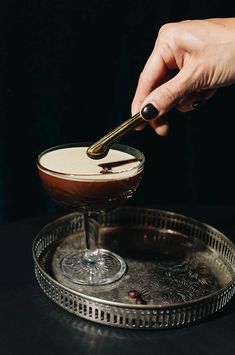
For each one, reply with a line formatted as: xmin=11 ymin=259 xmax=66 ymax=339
xmin=141 ymin=103 xmax=159 ymax=120
xmin=192 ymin=101 xmax=204 ymax=109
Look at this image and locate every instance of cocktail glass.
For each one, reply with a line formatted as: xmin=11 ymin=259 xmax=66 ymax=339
xmin=37 ymin=142 xmax=145 ymax=285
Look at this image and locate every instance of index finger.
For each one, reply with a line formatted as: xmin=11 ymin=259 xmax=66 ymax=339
xmin=131 ymin=50 xmax=167 ymax=116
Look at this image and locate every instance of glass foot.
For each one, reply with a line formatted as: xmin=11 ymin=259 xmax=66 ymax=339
xmin=60 ymin=249 xmax=126 ymax=285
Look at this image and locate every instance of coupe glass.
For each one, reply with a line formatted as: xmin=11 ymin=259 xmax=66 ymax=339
xmin=37 ymin=142 xmax=145 ymax=285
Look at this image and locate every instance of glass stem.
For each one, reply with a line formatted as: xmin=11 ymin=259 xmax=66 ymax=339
xmin=83 ymin=212 xmax=99 ymax=261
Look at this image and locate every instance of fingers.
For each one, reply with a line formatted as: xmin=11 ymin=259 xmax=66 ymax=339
xmin=140 ymin=65 xmax=193 ymax=119
xmin=137 ymin=88 xmax=216 ymax=136
xmin=131 ymin=51 xmax=168 ymax=117
xmin=134 ymin=121 xmax=147 ymax=131
xmin=134 ymin=115 xmax=169 ymax=136
xmin=133 ymin=65 xmax=193 ymax=135
xmin=131 ymin=22 xmax=187 ymax=118
xmin=136 ymin=88 xmax=216 ymax=135
xmin=149 ymin=116 xmax=169 ymax=136
xmin=131 ymin=18 xmax=232 ymax=137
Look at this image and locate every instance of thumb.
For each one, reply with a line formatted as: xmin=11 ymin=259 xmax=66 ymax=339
xmin=140 ymin=68 xmax=192 ymax=121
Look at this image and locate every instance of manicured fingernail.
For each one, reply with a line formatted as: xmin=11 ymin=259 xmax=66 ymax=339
xmin=192 ymin=101 xmax=204 ymax=109
xmin=141 ymin=103 xmax=159 ymax=120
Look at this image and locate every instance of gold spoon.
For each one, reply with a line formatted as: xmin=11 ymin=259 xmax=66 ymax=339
xmin=86 ymin=112 xmax=143 ymax=159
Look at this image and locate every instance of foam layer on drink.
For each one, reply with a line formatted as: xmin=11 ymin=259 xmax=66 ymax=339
xmin=39 ymin=147 xmax=141 ymax=180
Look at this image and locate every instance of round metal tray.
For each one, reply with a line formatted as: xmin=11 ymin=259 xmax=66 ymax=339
xmin=32 ymin=206 xmax=235 ymax=329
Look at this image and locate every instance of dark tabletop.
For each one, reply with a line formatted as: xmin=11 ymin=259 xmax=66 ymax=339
xmin=1 ymin=204 xmax=235 ymax=355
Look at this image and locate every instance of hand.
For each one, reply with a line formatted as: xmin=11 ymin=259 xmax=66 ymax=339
xmin=132 ymin=18 xmax=235 ymax=135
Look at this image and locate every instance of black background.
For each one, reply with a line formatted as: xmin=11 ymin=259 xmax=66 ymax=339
xmin=1 ymin=1 xmax=235 ymax=223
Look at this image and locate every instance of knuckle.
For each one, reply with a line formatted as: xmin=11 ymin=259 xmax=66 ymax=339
xmin=157 ymin=23 xmax=181 ymax=53
xmin=159 ymin=22 xmax=175 ymax=34
xmin=158 ymin=22 xmax=179 ymax=40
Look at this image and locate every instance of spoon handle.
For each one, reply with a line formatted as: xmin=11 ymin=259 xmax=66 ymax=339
xmin=86 ymin=112 xmax=142 ymax=159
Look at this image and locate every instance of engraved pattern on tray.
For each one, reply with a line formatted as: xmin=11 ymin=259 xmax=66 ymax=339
xmin=33 ymin=207 xmax=235 ymax=329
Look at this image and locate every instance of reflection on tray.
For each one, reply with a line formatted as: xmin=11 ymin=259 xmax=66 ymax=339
xmin=52 ymin=226 xmax=232 ymax=305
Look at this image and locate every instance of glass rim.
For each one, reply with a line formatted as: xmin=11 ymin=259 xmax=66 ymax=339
xmin=37 ymin=141 xmax=145 ymax=178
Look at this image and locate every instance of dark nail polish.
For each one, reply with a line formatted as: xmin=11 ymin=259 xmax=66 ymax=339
xmin=192 ymin=101 xmax=204 ymax=109
xmin=141 ymin=103 xmax=159 ymax=120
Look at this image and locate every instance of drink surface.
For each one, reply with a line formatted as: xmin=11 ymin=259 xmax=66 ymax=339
xmin=38 ymin=146 xmax=144 ymax=212
xmin=39 ymin=147 xmax=140 ymax=180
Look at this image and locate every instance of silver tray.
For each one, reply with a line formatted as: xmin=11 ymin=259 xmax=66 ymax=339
xmin=32 ymin=206 xmax=235 ymax=329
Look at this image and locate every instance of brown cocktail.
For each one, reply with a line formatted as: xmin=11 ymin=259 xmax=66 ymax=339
xmin=37 ymin=142 xmax=145 ymax=285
